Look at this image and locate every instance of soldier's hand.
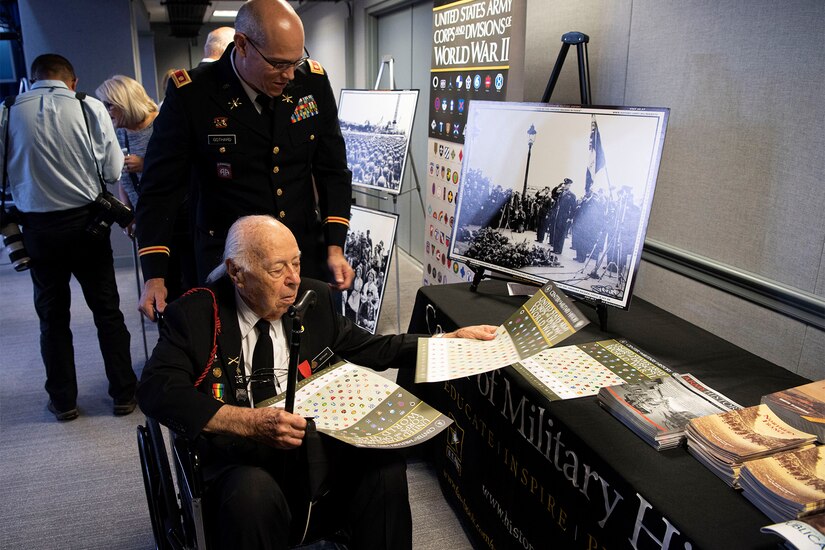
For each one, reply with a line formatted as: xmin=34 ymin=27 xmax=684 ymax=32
xmin=327 ymin=245 xmax=354 ymax=291
xmin=139 ymin=278 xmax=168 ymax=322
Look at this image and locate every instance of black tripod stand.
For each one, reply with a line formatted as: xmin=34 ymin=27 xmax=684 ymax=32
xmin=469 ymin=32 xmax=594 ymax=294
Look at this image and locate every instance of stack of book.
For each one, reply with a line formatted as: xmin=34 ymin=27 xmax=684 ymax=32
xmin=597 ymin=373 xmax=741 ymax=450
xmin=685 ymin=404 xmax=817 ymax=488
xmin=762 ymin=380 xmax=825 ymax=443
xmin=740 ymin=445 xmax=825 ymax=523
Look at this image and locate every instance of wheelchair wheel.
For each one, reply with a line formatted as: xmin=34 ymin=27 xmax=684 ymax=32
xmin=137 ymin=423 xmax=172 ymax=550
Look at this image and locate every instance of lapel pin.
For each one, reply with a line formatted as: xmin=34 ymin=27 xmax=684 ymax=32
xmin=228 ymin=98 xmax=242 ymax=110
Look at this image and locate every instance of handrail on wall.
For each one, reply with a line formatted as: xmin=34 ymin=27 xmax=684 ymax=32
xmin=641 ymin=238 xmax=825 ymax=330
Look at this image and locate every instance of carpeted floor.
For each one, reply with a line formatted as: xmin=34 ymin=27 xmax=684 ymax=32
xmin=0 ymin=249 xmax=473 ymax=549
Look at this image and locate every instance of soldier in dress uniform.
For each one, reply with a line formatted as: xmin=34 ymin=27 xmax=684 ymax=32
xmin=134 ymin=0 xmax=354 ymax=320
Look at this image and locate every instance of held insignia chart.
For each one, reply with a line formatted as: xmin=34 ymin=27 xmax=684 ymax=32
xmin=265 ymin=362 xmax=452 ymax=448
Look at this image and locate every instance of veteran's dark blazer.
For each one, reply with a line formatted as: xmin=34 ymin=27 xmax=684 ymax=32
xmin=135 ymin=44 xmax=352 ymax=282
xmin=137 ymin=276 xmax=419 ymax=443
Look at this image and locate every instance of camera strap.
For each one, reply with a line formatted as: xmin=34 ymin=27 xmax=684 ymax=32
xmin=75 ymin=92 xmax=107 ymax=195
xmin=1 ymin=95 xmax=16 ymax=224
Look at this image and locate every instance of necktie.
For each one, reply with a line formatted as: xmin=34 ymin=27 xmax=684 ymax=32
xmin=250 ymin=319 xmax=278 ymax=404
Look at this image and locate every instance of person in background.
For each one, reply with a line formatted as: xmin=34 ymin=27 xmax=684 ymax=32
xmin=198 ymin=26 xmax=235 ymax=67
xmin=0 ymin=54 xmax=136 ymax=420
xmin=96 ymin=75 xmax=196 ymax=301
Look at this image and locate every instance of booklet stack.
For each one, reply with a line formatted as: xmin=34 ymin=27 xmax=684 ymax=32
xmin=762 ymin=380 xmax=825 ymax=443
xmin=597 ymin=373 xmax=741 ymax=450
xmin=740 ymin=445 xmax=825 ymax=523
xmin=685 ymin=404 xmax=818 ymax=488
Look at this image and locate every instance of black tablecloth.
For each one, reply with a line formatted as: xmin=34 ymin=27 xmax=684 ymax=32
xmin=403 ymin=280 xmax=809 ymax=550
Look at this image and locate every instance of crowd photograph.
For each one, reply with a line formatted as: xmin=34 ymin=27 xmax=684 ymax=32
xmin=338 ymin=89 xmax=419 ymax=194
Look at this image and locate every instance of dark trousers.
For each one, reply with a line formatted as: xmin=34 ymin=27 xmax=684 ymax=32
xmin=20 ymin=206 xmax=136 ymax=410
xmin=205 ymin=445 xmax=412 ymax=550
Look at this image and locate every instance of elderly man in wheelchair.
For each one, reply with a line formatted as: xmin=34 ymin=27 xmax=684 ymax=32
xmin=136 ymin=215 xmax=494 ymax=550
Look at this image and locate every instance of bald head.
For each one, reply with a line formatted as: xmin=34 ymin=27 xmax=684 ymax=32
xmin=235 ymin=0 xmax=303 ymax=47
xmin=233 ymin=0 xmax=305 ymax=97
xmin=214 ymin=216 xmax=302 ymax=320
xmin=203 ymin=26 xmax=235 ymax=60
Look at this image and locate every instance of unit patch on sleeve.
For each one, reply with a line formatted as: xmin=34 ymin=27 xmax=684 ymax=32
xmin=291 ymin=95 xmax=319 ymax=124
xmin=170 ymin=69 xmax=192 ymax=88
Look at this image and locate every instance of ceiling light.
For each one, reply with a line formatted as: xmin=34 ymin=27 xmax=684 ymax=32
xmin=212 ymin=10 xmax=238 ymax=18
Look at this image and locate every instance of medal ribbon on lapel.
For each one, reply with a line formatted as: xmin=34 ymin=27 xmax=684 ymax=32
xmin=291 ymin=95 xmax=319 ymax=124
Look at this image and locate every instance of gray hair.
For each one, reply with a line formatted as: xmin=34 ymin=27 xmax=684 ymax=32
xmin=206 ymin=215 xmax=280 ymax=282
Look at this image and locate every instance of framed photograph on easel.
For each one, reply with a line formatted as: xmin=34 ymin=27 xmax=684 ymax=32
xmin=449 ymin=101 xmax=669 ymax=310
xmin=342 ymin=206 xmax=399 ymax=334
xmin=337 ymin=89 xmax=419 ymax=195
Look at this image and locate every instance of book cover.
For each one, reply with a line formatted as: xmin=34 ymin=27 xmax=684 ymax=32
xmin=598 ymin=373 xmax=741 ymax=450
xmin=762 ymin=380 xmax=825 ymax=444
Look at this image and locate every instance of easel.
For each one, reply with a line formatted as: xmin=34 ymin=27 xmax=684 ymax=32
xmin=352 ymin=55 xmax=425 ymax=332
xmin=469 ymin=32 xmax=609 ymax=331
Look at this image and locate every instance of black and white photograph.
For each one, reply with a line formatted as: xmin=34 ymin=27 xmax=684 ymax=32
xmin=338 ymin=89 xmax=419 ymax=194
xmin=342 ymin=206 xmax=399 ymax=333
xmin=449 ymin=101 xmax=669 ymax=309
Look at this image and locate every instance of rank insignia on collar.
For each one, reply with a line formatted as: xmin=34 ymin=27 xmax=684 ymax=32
xmin=212 ymin=367 xmax=223 ymax=378
xmin=228 ymin=98 xmax=242 ymax=110
xmin=213 ymin=117 xmax=228 ymax=128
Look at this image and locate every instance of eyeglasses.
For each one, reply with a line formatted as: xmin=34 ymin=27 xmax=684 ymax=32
xmin=244 ymin=36 xmax=308 ymax=73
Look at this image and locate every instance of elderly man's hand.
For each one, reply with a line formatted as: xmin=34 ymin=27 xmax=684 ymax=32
xmin=441 ymin=324 xmax=498 ymax=340
xmin=251 ymin=408 xmax=307 ymax=449
xmin=205 ymin=405 xmax=307 ymax=450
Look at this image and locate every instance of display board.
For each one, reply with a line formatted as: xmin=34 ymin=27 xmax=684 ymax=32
xmin=341 ymin=206 xmax=398 ymax=333
xmin=449 ymin=101 xmax=669 ymax=309
xmin=338 ymin=89 xmax=419 ymax=195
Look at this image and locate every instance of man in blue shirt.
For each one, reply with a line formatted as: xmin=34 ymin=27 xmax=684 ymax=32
xmin=0 ymin=54 xmax=137 ymax=421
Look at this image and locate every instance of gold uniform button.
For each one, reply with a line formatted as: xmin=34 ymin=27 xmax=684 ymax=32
xmin=273 ymin=146 xmax=280 ymax=154
xmin=219 ymin=147 xmax=226 ymax=153
xmin=309 ymin=134 xmax=315 ymax=141
xmin=279 ymin=211 xmax=286 ymax=219
xmin=273 ymin=166 xmax=280 ymax=174
xmin=276 ymin=188 xmax=283 ymax=196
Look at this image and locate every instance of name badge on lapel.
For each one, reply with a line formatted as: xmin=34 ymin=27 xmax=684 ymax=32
xmin=208 ymin=134 xmax=237 ymax=146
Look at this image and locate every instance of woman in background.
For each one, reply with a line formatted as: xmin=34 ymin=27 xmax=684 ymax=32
xmin=96 ymin=75 xmax=195 ymax=301
xmin=95 ymin=75 xmax=158 ymax=218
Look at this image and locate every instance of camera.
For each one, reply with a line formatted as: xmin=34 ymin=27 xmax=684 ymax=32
xmin=86 ymin=191 xmax=133 ymax=238
xmin=1 ymin=208 xmax=31 ymax=271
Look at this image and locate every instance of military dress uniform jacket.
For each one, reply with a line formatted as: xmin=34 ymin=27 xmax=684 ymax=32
xmin=135 ymin=45 xmax=352 ymax=282
xmin=137 ymin=276 xmax=419 ymax=451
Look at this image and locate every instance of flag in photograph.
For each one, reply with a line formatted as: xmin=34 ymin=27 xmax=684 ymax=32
xmin=586 ymin=116 xmax=606 ymax=192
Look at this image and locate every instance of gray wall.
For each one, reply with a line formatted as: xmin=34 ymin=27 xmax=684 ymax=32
xmin=524 ymin=0 xmax=825 ymax=376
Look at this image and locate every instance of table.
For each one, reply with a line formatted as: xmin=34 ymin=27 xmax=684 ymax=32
xmin=401 ymin=280 xmax=809 ymax=550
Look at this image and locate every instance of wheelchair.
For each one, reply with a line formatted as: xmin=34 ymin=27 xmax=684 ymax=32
xmin=136 ymin=416 xmax=345 ymax=550
xmin=136 ymin=416 xmax=207 ymax=550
